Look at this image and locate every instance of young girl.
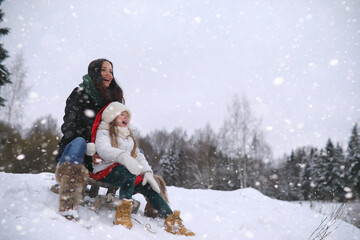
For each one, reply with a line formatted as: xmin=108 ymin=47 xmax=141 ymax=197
xmin=91 ymin=101 xmax=194 ymax=236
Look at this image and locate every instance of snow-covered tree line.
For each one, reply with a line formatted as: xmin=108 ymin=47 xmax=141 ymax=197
xmin=1 ymin=94 xmax=359 ymax=202
xmin=135 ymin=94 xmax=273 ymax=191
xmin=257 ymin=124 xmax=360 ymax=201
xmin=0 ymin=115 xmax=59 ymax=173
xmin=136 ymin=122 xmax=360 ymax=202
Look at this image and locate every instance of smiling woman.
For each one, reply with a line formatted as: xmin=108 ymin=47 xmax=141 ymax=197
xmin=54 ymin=58 xmax=125 ymax=220
xmin=100 ymin=61 xmax=113 ymax=88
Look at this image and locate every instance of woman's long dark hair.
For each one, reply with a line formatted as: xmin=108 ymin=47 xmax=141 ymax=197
xmin=88 ymin=58 xmax=125 ymax=104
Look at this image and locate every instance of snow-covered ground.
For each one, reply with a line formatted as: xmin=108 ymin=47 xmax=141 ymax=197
xmin=0 ymin=172 xmax=359 ymax=240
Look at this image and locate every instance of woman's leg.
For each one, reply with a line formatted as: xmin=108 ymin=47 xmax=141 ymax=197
xmin=134 ymin=183 xmax=173 ymax=218
xmin=100 ymin=165 xmax=136 ymax=199
xmin=58 ymin=137 xmax=87 ymax=165
xmin=56 ymin=137 xmax=88 ymax=219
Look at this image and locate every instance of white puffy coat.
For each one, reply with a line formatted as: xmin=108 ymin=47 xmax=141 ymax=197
xmin=93 ymin=124 xmax=151 ymax=174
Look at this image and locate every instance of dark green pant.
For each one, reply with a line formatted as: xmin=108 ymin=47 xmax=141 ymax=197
xmin=100 ymin=165 xmax=173 ymax=218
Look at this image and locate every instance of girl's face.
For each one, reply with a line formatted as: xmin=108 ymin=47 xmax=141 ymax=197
xmin=115 ymin=111 xmax=130 ymax=127
xmin=101 ymin=61 xmax=113 ymax=88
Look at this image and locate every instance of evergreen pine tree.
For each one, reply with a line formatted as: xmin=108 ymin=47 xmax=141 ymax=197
xmin=311 ymin=148 xmax=326 ymax=200
xmin=322 ymin=139 xmax=336 ymax=200
xmin=300 ymin=147 xmax=317 ymax=200
xmin=285 ymin=149 xmax=304 ymax=200
xmin=333 ymin=143 xmax=346 ymax=201
xmin=346 ymin=124 xmax=360 ymax=200
xmin=159 ymin=150 xmax=180 ymax=186
xmin=0 ymin=0 xmax=10 ymax=106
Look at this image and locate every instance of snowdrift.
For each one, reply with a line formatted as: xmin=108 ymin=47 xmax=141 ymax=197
xmin=0 ymin=172 xmax=358 ymax=240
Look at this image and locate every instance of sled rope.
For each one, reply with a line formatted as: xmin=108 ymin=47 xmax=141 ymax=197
xmin=132 ymin=217 xmax=156 ymax=234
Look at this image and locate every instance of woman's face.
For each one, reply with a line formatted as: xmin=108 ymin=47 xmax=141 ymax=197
xmin=101 ymin=61 xmax=113 ymax=88
xmin=115 ymin=111 xmax=130 ymax=127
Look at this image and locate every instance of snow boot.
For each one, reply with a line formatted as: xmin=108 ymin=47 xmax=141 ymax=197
xmin=114 ymin=199 xmax=133 ymax=229
xmin=56 ymin=162 xmax=89 ymax=220
xmin=164 ymin=210 xmax=195 ymax=236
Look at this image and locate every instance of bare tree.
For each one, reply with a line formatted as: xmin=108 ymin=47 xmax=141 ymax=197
xmin=190 ymin=123 xmax=218 ymax=188
xmin=26 ymin=114 xmax=59 ymax=138
xmin=148 ymin=128 xmax=171 ymax=155
xmin=218 ymin=94 xmax=263 ymax=188
xmin=1 ymin=51 xmax=29 ymax=126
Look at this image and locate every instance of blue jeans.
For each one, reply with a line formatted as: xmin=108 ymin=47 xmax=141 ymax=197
xmin=58 ymin=137 xmax=87 ymax=165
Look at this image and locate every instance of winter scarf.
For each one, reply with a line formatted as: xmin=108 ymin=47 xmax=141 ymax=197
xmin=79 ymin=74 xmax=104 ymax=107
xmin=97 ymin=122 xmax=131 ymax=139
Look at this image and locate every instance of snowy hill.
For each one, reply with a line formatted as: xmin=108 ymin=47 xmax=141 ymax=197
xmin=0 ymin=172 xmax=359 ymax=240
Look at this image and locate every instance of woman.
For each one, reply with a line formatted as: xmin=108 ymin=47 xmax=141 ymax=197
xmin=55 ymin=58 xmax=124 ymax=219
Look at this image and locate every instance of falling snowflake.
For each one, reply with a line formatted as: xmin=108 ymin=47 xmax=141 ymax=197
xmin=194 ymin=17 xmax=201 ymax=23
xmin=16 ymin=154 xmax=25 ymax=160
xmin=266 ymin=126 xmax=273 ymax=131
xmin=84 ymin=109 xmax=95 ymax=118
xmin=273 ymin=77 xmax=284 ymax=86
xmin=329 ymin=59 xmax=339 ymax=66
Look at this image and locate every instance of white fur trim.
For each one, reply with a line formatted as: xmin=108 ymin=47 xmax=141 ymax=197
xmin=86 ymin=142 xmax=96 ymax=156
xmin=101 ymin=102 xmax=131 ymax=123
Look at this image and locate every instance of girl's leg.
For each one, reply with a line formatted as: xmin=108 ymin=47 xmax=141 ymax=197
xmin=58 ymin=137 xmax=87 ymax=165
xmin=101 ymin=165 xmax=136 ymax=199
xmin=102 ymin=166 xmax=136 ymax=228
xmin=134 ymin=183 xmax=173 ymax=218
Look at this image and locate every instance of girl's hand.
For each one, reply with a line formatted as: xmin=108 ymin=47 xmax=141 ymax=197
xmin=92 ymin=153 xmax=102 ymax=165
xmin=142 ymin=172 xmax=160 ymax=193
xmin=116 ymin=152 xmax=142 ymax=175
xmin=123 ymin=158 xmax=142 ymax=175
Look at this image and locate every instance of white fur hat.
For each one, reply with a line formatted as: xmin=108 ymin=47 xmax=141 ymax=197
xmin=101 ymin=102 xmax=131 ymax=123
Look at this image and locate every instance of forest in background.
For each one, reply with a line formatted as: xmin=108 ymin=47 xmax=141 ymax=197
xmin=0 ymin=110 xmax=359 ymax=203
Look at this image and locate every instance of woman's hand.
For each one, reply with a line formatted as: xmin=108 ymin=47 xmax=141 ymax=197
xmin=142 ymin=172 xmax=160 ymax=193
xmin=92 ymin=153 xmax=102 ymax=165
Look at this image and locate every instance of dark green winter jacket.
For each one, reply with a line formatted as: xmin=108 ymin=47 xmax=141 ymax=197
xmin=55 ymin=74 xmax=108 ymax=171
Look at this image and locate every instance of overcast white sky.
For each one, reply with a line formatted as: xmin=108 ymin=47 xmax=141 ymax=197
xmin=2 ymin=0 xmax=360 ymax=158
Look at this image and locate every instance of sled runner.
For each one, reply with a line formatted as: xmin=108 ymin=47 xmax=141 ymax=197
xmin=50 ymin=178 xmax=141 ymax=213
xmin=51 ymin=174 xmax=168 ymax=216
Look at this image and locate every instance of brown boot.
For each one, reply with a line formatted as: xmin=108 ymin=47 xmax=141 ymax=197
xmin=56 ymin=162 xmax=88 ymax=220
xmin=164 ymin=211 xmax=195 ymax=236
xmin=114 ymin=199 xmax=133 ymax=229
